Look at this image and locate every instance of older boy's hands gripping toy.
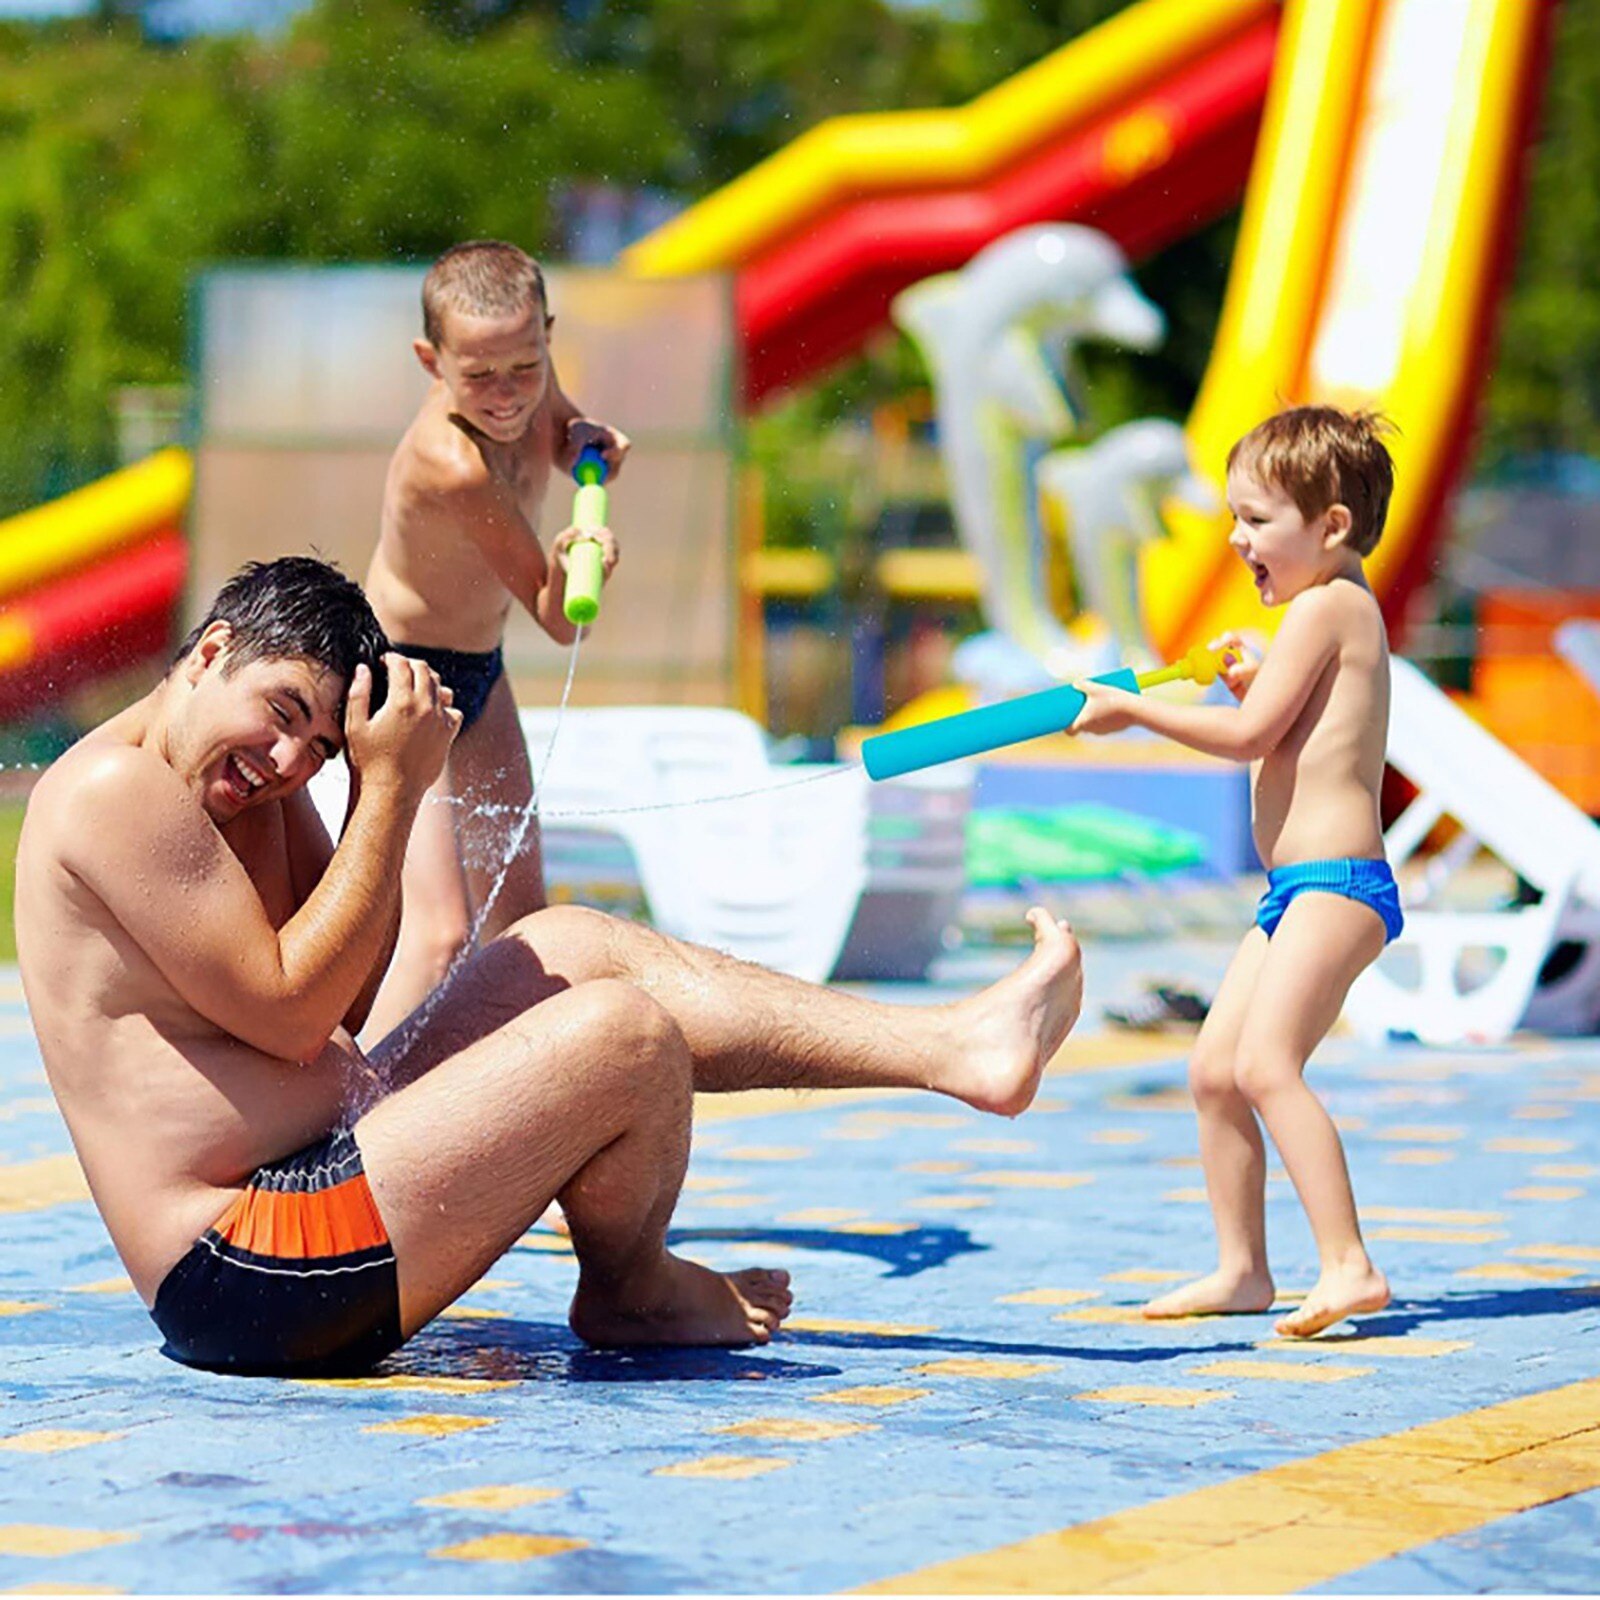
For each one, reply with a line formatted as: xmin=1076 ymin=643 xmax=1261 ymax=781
xmin=861 ymin=643 xmax=1231 ymax=781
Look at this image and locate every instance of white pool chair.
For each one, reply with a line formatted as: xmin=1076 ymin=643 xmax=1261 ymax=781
xmin=1344 ymin=657 xmax=1600 ymax=1045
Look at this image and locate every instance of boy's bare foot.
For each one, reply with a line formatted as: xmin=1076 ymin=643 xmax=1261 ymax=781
xmin=569 ymin=1257 xmax=793 ymax=1349
xmin=1274 ymin=1261 xmax=1389 ymax=1338
xmin=945 ymin=909 xmax=1084 ymax=1117
xmin=1142 ymin=1268 xmax=1276 ymax=1319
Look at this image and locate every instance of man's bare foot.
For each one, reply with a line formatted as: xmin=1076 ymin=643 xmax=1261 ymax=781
xmin=569 ymin=1256 xmax=793 ymax=1349
xmin=1142 ymin=1268 xmax=1275 ymax=1319
xmin=944 ymin=909 xmax=1083 ymax=1117
xmin=1274 ymin=1261 xmax=1389 ymax=1338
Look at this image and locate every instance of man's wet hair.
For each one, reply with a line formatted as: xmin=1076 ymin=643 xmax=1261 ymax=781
xmin=422 ymin=239 xmax=549 ymax=347
xmin=174 ymin=556 xmax=391 ymax=711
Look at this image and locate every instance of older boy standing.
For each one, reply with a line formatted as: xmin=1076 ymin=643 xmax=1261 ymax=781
xmin=365 ymin=240 xmax=627 ymax=1041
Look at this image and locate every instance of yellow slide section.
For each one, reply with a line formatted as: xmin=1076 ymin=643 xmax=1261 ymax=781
xmin=0 ymin=447 xmax=193 ymax=604
xmin=1146 ymin=0 xmax=1547 ymax=656
xmin=623 ymin=0 xmax=1273 ymax=278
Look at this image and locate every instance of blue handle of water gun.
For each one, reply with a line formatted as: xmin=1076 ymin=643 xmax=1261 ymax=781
xmin=574 ymin=444 xmax=609 ymax=487
xmin=861 ymin=668 xmax=1140 ymax=781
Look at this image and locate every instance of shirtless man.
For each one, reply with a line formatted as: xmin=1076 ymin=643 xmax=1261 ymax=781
xmin=17 ymin=557 xmax=1083 ymax=1377
xmin=364 ymin=239 xmax=627 ymax=1042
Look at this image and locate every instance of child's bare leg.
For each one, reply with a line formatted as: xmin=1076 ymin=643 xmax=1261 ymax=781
xmin=363 ymin=769 xmax=472 ymax=1046
xmin=455 ymin=674 xmax=546 ymax=939
xmin=1145 ymin=929 xmax=1276 ymax=1318
xmin=1233 ymin=894 xmax=1390 ymax=1338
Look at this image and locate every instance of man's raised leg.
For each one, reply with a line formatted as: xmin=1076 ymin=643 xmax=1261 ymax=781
xmin=355 ymin=977 xmax=791 ymax=1346
xmin=390 ymin=903 xmax=1083 ymax=1118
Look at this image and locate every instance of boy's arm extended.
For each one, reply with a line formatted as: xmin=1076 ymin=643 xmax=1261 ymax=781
xmin=1072 ymin=589 xmax=1341 ymax=761
xmin=61 ymin=664 xmax=454 ymax=1063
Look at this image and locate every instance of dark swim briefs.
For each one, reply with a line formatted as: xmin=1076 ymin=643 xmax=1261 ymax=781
xmin=151 ymin=1125 xmax=403 ymax=1377
xmin=398 ymin=642 xmax=505 ymax=733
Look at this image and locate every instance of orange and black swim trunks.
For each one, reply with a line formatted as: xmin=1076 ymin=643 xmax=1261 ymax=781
xmin=151 ymin=1125 xmax=402 ymax=1377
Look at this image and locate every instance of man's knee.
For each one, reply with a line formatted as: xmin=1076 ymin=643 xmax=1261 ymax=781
xmin=504 ymin=903 xmax=618 ymax=979
xmin=549 ymin=978 xmax=690 ymax=1088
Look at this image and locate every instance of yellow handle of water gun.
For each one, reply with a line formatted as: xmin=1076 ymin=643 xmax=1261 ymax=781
xmin=1133 ymin=642 xmax=1232 ymax=692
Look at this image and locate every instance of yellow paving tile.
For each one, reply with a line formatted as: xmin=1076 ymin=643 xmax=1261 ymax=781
xmin=1507 ymin=1185 xmax=1584 ymax=1202
xmin=1074 ymin=1387 xmax=1231 ymax=1408
xmin=1510 ymin=1244 xmax=1600 ymax=1262
xmin=1485 ymin=1136 xmax=1575 ymax=1154
xmin=681 ymin=1174 xmax=746 ymax=1191
xmin=951 ymin=1137 xmax=1037 ymax=1154
xmin=62 ymin=1278 xmax=133 ymax=1296
xmin=1534 ymin=1163 xmax=1599 ymax=1179
xmin=1375 ymin=1125 xmax=1465 ymax=1143
xmin=1385 ymin=1149 xmax=1454 ymax=1165
xmin=778 ymin=1207 xmax=866 ymax=1225
xmin=363 ymin=1413 xmax=497 ymax=1437
xmin=1512 ymin=1104 xmax=1571 ymax=1120
xmin=0 ymin=1528 xmax=133 ymax=1558
xmin=832 ymin=1221 xmax=915 ymax=1236
xmin=843 ymin=1111 xmax=970 ymax=1130
xmin=304 ymin=1376 xmax=512 ymax=1394
xmin=962 ymin=1170 xmax=1095 ymax=1190
xmin=1257 ymin=1336 xmax=1471 ymax=1358
xmin=694 ymin=1194 xmax=769 ymax=1209
xmin=1056 ymin=1306 xmax=1204 ymax=1326
xmin=1102 ymin=1270 xmax=1189 ymax=1285
xmin=1187 ymin=1361 xmax=1374 ymax=1383
xmin=439 ymin=1305 xmax=510 ymax=1321
xmin=897 ymin=1160 xmax=971 ymax=1175
xmin=808 ymin=1386 xmax=929 ymax=1408
xmin=0 ymin=1098 xmax=59 ymax=1123
xmin=911 ymin=1194 xmax=991 ymax=1211
xmin=1331 ymin=1115 xmax=1368 ymax=1131
xmin=0 ymin=1302 xmax=50 ymax=1317
xmin=652 ymin=1455 xmax=792 ymax=1479
xmin=0 ymin=1432 xmax=123 ymax=1455
xmin=1049 ymin=1033 xmax=1189 ymax=1076
xmin=719 ymin=1146 xmax=811 ymax=1161
xmin=0 ymin=1156 xmax=90 ymax=1215
xmin=1361 ymin=1206 xmax=1503 ymax=1224
xmin=1104 ymin=1088 xmax=1191 ymax=1113
xmin=912 ymin=1359 xmax=1056 ymax=1379
xmin=519 ymin=1233 xmax=575 ymax=1253
xmin=858 ymin=1376 xmax=1600 ymax=1594
xmin=2 ymin=1584 xmax=126 ymax=1594
xmin=1456 ymin=1263 xmax=1584 ymax=1282
xmin=712 ymin=1418 xmax=876 ymax=1442
xmin=1162 ymin=1187 xmax=1209 ymax=1202
xmin=784 ymin=1316 xmax=937 ymax=1337
xmin=1367 ymin=1226 xmax=1507 ymax=1244
xmin=997 ymin=1288 xmax=1101 ymax=1306
xmin=430 ymin=1534 xmax=586 ymax=1562
xmin=417 ymin=1487 xmax=566 ymax=1510
xmin=1089 ymin=1129 xmax=1148 ymax=1145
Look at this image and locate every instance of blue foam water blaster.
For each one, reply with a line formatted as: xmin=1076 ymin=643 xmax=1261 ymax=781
xmin=860 ymin=645 xmax=1228 ymax=781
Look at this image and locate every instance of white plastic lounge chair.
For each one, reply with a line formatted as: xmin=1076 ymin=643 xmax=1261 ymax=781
xmin=1343 ymin=658 xmax=1600 ymax=1045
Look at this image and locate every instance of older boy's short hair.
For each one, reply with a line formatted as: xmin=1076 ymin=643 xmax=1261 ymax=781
xmin=1227 ymin=405 xmax=1397 ymax=556
xmin=422 ymin=240 xmax=549 ymax=347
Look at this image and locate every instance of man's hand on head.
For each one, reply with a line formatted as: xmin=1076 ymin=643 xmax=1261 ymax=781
xmin=343 ymin=654 xmax=461 ymax=803
xmin=562 ymin=417 xmax=631 ymax=481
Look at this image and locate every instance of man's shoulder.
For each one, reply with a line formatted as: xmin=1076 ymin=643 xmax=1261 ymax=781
xmin=38 ymin=740 xmax=199 ymax=864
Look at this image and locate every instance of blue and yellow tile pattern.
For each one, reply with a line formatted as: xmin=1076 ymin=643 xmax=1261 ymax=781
xmin=2 ymin=951 xmax=1599 ymax=1593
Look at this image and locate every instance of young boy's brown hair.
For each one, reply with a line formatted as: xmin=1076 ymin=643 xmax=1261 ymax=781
xmin=1227 ymin=405 xmax=1396 ymax=556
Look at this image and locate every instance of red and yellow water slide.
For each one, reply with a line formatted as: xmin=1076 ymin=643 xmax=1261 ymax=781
xmin=626 ymin=0 xmax=1553 ymax=657
xmin=0 ymin=450 xmax=190 ymax=721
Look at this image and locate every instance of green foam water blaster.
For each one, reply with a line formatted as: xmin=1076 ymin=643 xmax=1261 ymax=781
xmin=564 ymin=445 xmax=609 ymax=626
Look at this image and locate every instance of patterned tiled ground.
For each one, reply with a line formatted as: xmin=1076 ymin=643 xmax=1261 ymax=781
xmin=3 ymin=948 xmax=1599 ymax=1594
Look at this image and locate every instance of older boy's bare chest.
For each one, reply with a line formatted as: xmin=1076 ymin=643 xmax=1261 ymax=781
xmin=484 ymin=413 xmax=557 ymax=524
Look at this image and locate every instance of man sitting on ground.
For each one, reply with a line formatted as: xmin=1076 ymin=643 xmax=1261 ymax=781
xmin=16 ymin=557 xmax=1082 ymax=1376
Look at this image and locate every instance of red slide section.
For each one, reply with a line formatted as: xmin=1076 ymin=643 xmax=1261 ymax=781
xmin=738 ymin=11 xmax=1278 ymax=404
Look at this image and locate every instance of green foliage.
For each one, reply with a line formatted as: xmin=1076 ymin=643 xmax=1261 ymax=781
xmin=0 ymin=0 xmax=1593 ymax=518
